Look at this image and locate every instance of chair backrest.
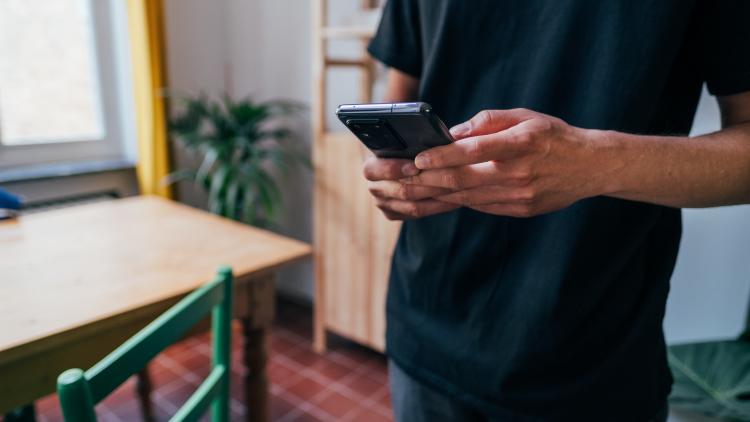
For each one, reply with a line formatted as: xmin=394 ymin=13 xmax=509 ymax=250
xmin=56 ymin=266 xmax=233 ymax=422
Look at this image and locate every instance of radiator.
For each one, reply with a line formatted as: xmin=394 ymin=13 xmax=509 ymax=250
xmin=21 ymin=191 xmax=120 ymax=215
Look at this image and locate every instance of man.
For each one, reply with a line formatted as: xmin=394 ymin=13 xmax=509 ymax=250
xmin=363 ymin=1 xmax=750 ymax=421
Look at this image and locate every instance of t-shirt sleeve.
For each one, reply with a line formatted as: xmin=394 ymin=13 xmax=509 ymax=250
xmin=367 ymin=0 xmax=422 ymax=78
xmin=701 ymin=1 xmax=750 ymax=96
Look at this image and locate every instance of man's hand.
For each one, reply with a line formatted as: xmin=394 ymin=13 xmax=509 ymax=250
xmin=363 ymin=156 xmax=459 ymax=220
xmin=401 ymin=109 xmax=608 ymax=217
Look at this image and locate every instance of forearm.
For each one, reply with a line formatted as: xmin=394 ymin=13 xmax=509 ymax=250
xmin=383 ymin=68 xmax=419 ymax=102
xmin=592 ymin=122 xmax=750 ymax=208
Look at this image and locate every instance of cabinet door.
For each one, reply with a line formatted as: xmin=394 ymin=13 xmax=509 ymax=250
xmin=315 ymin=132 xmax=400 ymax=351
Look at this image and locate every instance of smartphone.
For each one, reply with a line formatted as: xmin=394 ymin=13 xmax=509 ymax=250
xmin=336 ymin=102 xmax=453 ymax=159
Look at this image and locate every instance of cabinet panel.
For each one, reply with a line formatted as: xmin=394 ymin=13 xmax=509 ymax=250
xmin=315 ymin=132 xmax=399 ymax=351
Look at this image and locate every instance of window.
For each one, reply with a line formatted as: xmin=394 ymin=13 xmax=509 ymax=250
xmin=0 ymin=0 xmax=134 ymax=170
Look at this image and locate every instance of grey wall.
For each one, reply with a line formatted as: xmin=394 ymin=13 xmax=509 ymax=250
xmin=163 ymin=2 xmax=749 ymax=343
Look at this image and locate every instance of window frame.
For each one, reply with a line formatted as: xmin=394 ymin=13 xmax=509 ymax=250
xmin=0 ymin=0 xmax=136 ymax=170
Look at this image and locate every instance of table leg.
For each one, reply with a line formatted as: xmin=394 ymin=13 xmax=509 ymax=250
xmin=242 ymin=317 xmax=268 ymax=422
xmin=136 ymin=367 xmax=155 ymax=422
xmin=4 ymin=404 xmax=36 ymax=422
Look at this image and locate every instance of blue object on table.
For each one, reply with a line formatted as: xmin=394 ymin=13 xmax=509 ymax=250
xmin=0 ymin=188 xmax=22 ymax=210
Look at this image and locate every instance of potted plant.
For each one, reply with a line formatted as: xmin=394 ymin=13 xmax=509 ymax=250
xmin=166 ymin=94 xmax=309 ymax=228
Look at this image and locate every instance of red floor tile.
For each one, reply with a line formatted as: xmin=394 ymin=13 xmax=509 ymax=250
xmin=308 ymin=358 xmax=353 ymax=382
xmin=270 ymin=392 xmax=298 ymax=420
xmin=313 ymin=390 xmax=360 ymax=419
xmin=351 ymin=407 xmax=393 ymax=422
xmin=343 ymin=372 xmax=386 ymax=398
xmin=285 ymin=376 xmax=329 ymax=402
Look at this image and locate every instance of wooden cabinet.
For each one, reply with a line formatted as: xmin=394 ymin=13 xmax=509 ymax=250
xmin=312 ymin=0 xmax=397 ymax=352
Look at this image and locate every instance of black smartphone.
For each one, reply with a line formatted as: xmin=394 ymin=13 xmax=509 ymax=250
xmin=336 ymin=102 xmax=453 ymax=159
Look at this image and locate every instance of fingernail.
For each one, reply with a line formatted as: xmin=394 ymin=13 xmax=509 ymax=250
xmin=401 ymin=163 xmax=420 ymax=176
xmin=414 ymin=154 xmax=430 ymax=169
xmin=450 ymin=123 xmax=469 ymax=137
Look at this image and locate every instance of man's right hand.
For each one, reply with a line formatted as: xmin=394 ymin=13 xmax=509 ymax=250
xmin=363 ymin=156 xmax=459 ymax=220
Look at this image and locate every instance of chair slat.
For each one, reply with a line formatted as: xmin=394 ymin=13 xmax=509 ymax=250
xmin=86 ymin=276 xmax=225 ymax=402
xmin=169 ymin=366 xmax=226 ymax=422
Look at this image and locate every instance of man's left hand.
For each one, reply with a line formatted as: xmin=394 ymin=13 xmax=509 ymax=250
xmin=400 ymin=108 xmax=612 ymax=217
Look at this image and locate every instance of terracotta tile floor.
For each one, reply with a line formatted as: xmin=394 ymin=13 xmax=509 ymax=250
xmin=33 ymin=298 xmax=393 ymax=422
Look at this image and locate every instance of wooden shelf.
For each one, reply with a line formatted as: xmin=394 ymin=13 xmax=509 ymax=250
xmin=313 ymin=0 xmax=392 ymax=355
xmin=320 ymin=26 xmax=375 ymax=40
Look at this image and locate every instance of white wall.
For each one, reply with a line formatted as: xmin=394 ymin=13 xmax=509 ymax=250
xmin=163 ymin=2 xmax=750 ymax=343
xmin=164 ymin=0 xmax=315 ymax=300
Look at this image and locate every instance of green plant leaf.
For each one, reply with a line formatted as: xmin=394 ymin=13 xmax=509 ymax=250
xmin=208 ymin=165 xmax=231 ymax=215
xmin=196 ymin=148 xmax=219 ymax=188
xmin=240 ymin=188 xmax=257 ymax=226
xmin=668 ymin=339 xmax=750 ymax=420
xmin=224 ymin=178 xmax=243 ymax=221
xmin=168 ymin=92 xmax=310 ymax=229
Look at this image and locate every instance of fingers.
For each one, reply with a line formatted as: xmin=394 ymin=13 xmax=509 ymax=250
xmin=363 ymin=156 xmax=420 ymax=181
xmin=436 ymin=185 xmax=535 ymax=206
xmin=375 ymin=197 xmax=460 ymax=220
xmin=368 ymin=180 xmax=452 ymax=201
xmin=379 ymin=209 xmax=411 ymax=221
xmin=449 ymin=108 xmax=536 ymax=140
xmin=401 ymin=161 xmax=532 ymax=190
xmin=468 ymin=203 xmax=538 ymax=218
xmin=416 ymin=118 xmax=543 ymax=170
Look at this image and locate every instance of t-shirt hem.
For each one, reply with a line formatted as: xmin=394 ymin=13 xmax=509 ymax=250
xmin=387 ymin=353 xmax=541 ymax=421
xmin=386 ymin=309 xmax=671 ymax=421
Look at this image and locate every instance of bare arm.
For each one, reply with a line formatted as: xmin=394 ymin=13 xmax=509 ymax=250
xmin=600 ymin=91 xmax=750 ymax=208
xmin=397 ymin=91 xmax=750 ymax=218
xmin=383 ymin=68 xmax=420 ymax=102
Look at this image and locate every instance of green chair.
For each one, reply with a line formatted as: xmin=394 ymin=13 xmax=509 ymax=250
xmin=56 ymin=267 xmax=234 ymax=422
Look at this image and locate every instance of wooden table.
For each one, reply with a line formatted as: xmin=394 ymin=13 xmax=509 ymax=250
xmin=0 ymin=196 xmax=311 ymax=421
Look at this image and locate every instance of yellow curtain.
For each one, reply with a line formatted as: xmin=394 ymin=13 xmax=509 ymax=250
xmin=127 ymin=0 xmax=172 ymax=198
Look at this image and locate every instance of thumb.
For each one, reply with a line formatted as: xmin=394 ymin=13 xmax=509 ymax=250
xmin=449 ymin=109 xmax=534 ymax=140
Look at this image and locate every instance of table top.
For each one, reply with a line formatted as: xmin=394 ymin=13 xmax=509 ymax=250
xmin=0 ymin=196 xmax=311 ymax=363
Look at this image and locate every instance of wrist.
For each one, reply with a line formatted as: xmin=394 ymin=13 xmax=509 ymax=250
xmin=579 ymin=128 xmax=629 ymax=198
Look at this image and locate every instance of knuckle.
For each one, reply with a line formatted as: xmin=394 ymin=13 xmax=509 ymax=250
xmin=515 ymin=187 xmax=537 ymax=204
xmin=514 ymin=130 xmax=534 ymax=146
xmin=456 ymin=190 xmax=474 ymax=206
xmin=509 ymin=168 xmax=533 ymax=186
xmin=395 ymin=183 xmax=410 ymax=200
xmin=404 ymin=202 xmax=421 ymax=217
xmin=367 ymin=182 xmax=380 ymax=196
xmin=516 ymin=205 xmax=535 ymax=218
xmin=362 ymin=164 xmax=374 ymax=180
xmin=470 ymin=110 xmax=494 ymax=132
xmin=364 ymin=159 xmax=402 ymax=181
xmin=468 ymin=137 xmax=484 ymax=159
xmin=442 ymin=172 xmax=462 ymax=189
xmin=476 ymin=110 xmax=494 ymax=125
xmin=363 ymin=160 xmax=381 ymax=181
xmin=533 ymin=117 xmax=555 ymax=134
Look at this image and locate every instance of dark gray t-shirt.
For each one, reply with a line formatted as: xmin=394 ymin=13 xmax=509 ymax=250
xmin=368 ymin=1 xmax=750 ymax=420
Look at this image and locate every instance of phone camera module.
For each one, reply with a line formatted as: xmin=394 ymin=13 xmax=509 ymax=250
xmin=347 ymin=119 xmax=405 ymax=151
